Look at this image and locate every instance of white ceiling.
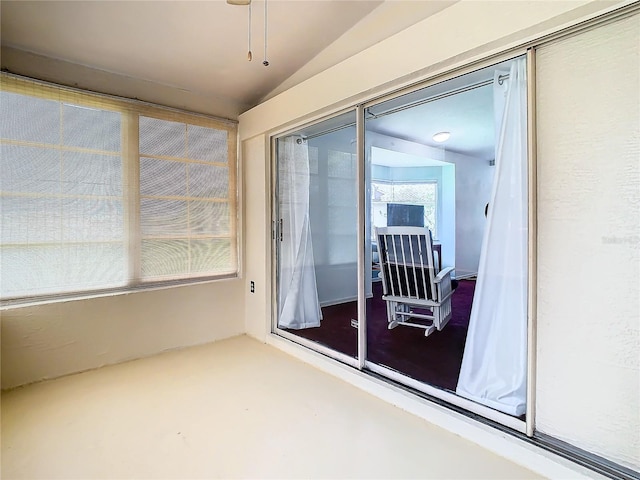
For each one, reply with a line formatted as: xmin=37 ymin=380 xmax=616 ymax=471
xmin=0 ymin=1 xmax=456 ymax=117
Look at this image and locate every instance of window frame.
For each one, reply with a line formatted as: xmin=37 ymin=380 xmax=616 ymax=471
xmin=0 ymin=74 xmax=239 ymax=307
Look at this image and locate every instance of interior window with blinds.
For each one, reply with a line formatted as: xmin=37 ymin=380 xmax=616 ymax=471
xmin=0 ymin=75 xmax=238 ymax=302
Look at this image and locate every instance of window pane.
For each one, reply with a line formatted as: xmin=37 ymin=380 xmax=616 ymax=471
xmin=140 ymin=158 xmax=187 ymax=197
xmin=372 ymin=183 xmax=393 ymax=202
xmin=138 ymin=117 xmax=235 ymax=281
xmin=187 ymin=125 xmax=227 ymax=163
xmin=1 ymin=243 xmax=126 ymax=298
xmin=63 ymin=243 xmax=126 ymax=290
xmin=62 ymin=104 xmax=121 ymax=151
xmin=308 ymin=146 xmax=319 ymax=175
xmin=0 ymin=88 xmax=126 ymax=299
xmin=1 ymin=145 xmax=60 ymax=194
xmin=62 ymin=152 xmax=122 ymax=196
xmin=141 ymin=239 xmax=189 ymax=278
xmin=140 ymin=199 xmax=189 ymax=236
xmin=190 ymin=238 xmax=232 ymax=273
xmin=139 ymin=116 xmax=185 ymax=157
xmin=328 ymin=178 xmax=356 ymax=207
xmin=190 ymin=201 xmax=230 ymax=236
xmin=328 ymin=206 xmax=356 ymax=234
xmin=189 ymin=163 xmax=229 ymax=198
xmin=328 ymin=150 xmax=356 ymax=178
xmin=327 ymin=234 xmax=357 ymax=264
xmin=1 ymin=197 xmax=62 ymax=244
xmin=61 ymin=198 xmax=124 ymax=242
xmin=371 ymin=181 xmax=438 ymax=236
xmin=0 ymin=91 xmax=60 ymax=144
xmin=1 ymin=246 xmax=66 ymax=297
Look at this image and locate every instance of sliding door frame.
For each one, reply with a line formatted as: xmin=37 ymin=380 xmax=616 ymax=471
xmin=525 ymin=48 xmax=538 ymax=438
xmin=269 ymin=49 xmax=535 ymax=435
xmin=270 ymin=107 xmax=361 ymax=369
xmin=356 ymin=104 xmax=367 ymax=370
xmin=358 ymin=49 xmax=533 ymax=435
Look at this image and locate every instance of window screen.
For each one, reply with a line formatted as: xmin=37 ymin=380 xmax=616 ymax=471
xmin=0 ymin=75 xmax=238 ymax=302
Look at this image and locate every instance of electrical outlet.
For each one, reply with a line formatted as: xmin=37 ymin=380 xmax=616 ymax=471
xmin=250 ymin=281 xmax=255 ymax=293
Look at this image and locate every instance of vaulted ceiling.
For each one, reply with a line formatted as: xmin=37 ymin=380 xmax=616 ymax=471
xmin=1 ymin=1 xmax=457 ymax=118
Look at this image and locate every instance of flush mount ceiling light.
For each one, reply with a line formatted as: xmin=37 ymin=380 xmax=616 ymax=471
xmin=432 ymin=131 xmax=451 ymax=143
xmin=226 ymin=0 xmax=269 ymax=66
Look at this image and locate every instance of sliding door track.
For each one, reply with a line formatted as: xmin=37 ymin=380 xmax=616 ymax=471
xmin=364 ymin=369 xmax=638 ymax=480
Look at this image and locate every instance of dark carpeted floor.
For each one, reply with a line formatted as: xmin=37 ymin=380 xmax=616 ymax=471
xmin=284 ymin=279 xmax=475 ymax=393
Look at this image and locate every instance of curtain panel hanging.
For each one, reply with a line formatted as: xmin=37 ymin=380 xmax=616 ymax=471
xmin=456 ymin=58 xmax=528 ymax=416
xmin=277 ymin=136 xmax=322 ymax=329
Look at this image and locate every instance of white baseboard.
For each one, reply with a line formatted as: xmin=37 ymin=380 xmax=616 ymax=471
xmin=455 ymin=270 xmax=477 ymax=280
xmin=320 ymin=293 xmax=372 ymax=308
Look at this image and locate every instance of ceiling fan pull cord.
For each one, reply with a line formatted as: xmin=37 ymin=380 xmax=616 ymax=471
xmin=247 ymin=2 xmax=252 ymax=61
xmin=263 ymin=0 xmax=269 ymax=66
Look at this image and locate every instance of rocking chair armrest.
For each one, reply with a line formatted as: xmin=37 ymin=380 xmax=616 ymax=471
xmin=434 ymin=266 xmax=454 ymax=283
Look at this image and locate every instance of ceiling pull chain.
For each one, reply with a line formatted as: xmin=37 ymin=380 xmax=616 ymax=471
xmin=263 ymin=0 xmax=269 ymax=66
xmin=247 ymin=2 xmax=252 ymax=61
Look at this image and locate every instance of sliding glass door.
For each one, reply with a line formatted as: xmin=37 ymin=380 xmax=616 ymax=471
xmin=363 ymin=56 xmax=529 ymax=429
xmin=273 ymin=56 xmax=531 ymax=431
xmin=274 ymin=111 xmax=359 ymax=363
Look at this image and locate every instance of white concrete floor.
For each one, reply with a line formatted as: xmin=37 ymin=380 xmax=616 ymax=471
xmin=1 ymin=335 xmax=541 ymax=479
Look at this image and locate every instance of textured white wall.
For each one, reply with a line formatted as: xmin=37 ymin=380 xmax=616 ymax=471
xmin=536 ymin=14 xmax=640 ymax=470
xmin=451 ymin=153 xmax=493 ymax=278
xmin=242 ymin=135 xmax=271 ymax=342
xmin=1 ymin=280 xmax=245 ymax=389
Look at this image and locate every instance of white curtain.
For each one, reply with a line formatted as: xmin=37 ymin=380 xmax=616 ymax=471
xmin=456 ymin=58 xmax=528 ymax=417
xmin=277 ymin=136 xmax=322 ymax=329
